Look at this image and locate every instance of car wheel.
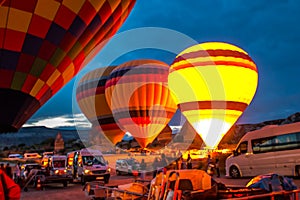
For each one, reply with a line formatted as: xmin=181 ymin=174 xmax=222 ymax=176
xmin=230 ymin=166 xmax=241 ymax=178
xmin=63 ymin=181 xmax=68 ymax=187
xmin=81 ymin=176 xmax=85 ymax=185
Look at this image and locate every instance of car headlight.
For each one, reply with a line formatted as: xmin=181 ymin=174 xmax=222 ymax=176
xmin=84 ymin=169 xmax=90 ymax=175
xmin=55 ymin=170 xmax=59 ymax=174
xmin=107 ymin=168 xmax=111 ymax=173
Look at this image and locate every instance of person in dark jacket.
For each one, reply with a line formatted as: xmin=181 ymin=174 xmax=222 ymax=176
xmin=187 ymin=154 xmax=192 ymax=169
xmin=5 ymin=164 xmax=12 ymax=179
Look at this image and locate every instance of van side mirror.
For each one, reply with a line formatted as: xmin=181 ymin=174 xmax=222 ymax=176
xmin=233 ymin=150 xmax=238 ymax=156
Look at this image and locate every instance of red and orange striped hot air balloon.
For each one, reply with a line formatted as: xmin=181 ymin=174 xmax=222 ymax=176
xmin=105 ymin=59 xmax=177 ymax=148
xmin=76 ymin=66 xmax=125 ymax=145
xmin=169 ymin=42 xmax=258 ymax=149
xmin=0 ymin=0 xmax=136 ymax=132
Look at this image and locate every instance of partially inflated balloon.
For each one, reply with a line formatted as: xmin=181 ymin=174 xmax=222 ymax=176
xmin=76 ymin=67 xmax=125 ymax=145
xmin=0 ymin=0 xmax=135 ymax=132
xmin=169 ymin=42 xmax=258 ymax=148
xmin=105 ymin=60 xmax=177 ymax=148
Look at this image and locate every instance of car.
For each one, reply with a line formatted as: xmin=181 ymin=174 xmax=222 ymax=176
xmin=21 ymin=163 xmax=42 ymax=179
xmin=8 ymin=153 xmax=23 ymax=160
xmin=116 ymin=158 xmax=140 ymax=175
xmin=24 ymin=153 xmax=42 ymax=160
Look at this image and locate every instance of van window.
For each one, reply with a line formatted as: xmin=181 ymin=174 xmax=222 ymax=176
xmin=236 ymin=141 xmax=248 ymax=155
xmin=252 ymin=136 xmax=275 ymax=154
xmin=82 ymin=156 xmax=106 ymax=166
xmin=252 ymin=132 xmax=300 ymax=154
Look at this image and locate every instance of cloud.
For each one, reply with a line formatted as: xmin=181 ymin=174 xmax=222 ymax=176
xmin=24 ymin=113 xmax=91 ymax=129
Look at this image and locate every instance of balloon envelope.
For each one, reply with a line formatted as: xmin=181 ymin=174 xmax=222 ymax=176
xmin=0 ymin=0 xmax=136 ymax=132
xmin=105 ymin=60 xmax=177 ymax=148
xmin=169 ymin=42 xmax=258 ymax=148
xmin=76 ymin=66 xmax=125 ymax=145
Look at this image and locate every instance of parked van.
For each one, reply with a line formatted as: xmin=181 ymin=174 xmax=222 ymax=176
xmin=226 ymin=122 xmax=300 ymax=178
xmin=67 ymin=148 xmax=110 ymax=184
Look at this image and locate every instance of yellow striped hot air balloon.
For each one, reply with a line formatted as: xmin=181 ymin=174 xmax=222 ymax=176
xmin=169 ymin=42 xmax=258 ymax=149
xmin=76 ymin=66 xmax=125 ymax=145
xmin=105 ymin=59 xmax=177 ymax=148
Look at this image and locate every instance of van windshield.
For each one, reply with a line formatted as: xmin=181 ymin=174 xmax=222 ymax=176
xmin=53 ymin=160 xmax=66 ymax=168
xmin=82 ymin=156 xmax=106 ymax=166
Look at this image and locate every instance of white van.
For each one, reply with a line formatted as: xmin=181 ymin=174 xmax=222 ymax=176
xmin=226 ymin=122 xmax=300 ymax=178
xmin=67 ymin=148 xmax=110 ymax=184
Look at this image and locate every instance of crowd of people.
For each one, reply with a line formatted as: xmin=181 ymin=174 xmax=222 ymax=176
xmin=0 ymin=163 xmax=21 ymax=200
xmin=150 ymin=153 xmax=221 ymax=178
xmin=148 ymin=154 xmax=220 ymax=177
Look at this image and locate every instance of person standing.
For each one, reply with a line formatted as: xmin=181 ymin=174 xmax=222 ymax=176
xmin=152 ymin=157 xmax=160 ymax=178
xmin=14 ymin=163 xmax=21 ymax=184
xmin=177 ymin=156 xmax=183 ymax=170
xmin=187 ymin=154 xmax=192 ymax=169
xmin=0 ymin=169 xmax=21 ymax=200
xmin=140 ymin=159 xmax=146 ymax=180
xmin=5 ymin=164 xmax=12 ymax=179
xmin=160 ymin=154 xmax=168 ymax=169
xmin=215 ymin=158 xmax=220 ymax=178
xmin=206 ymin=155 xmax=212 ymax=171
xmin=0 ymin=164 xmax=5 ymax=174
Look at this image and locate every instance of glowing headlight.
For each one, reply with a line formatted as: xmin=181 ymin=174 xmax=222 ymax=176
xmin=55 ymin=170 xmax=59 ymax=174
xmin=84 ymin=169 xmax=90 ymax=174
xmin=107 ymin=168 xmax=111 ymax=173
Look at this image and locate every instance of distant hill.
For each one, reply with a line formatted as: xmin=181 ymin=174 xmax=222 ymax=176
xmin=0 ymin=126 xmax=88 ymax=149
xmin=1 ymin=112 xmax=300 ymax=150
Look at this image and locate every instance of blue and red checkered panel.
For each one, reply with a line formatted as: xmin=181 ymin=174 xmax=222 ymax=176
xmin=0 ymin=0 xmax=136 ymax=132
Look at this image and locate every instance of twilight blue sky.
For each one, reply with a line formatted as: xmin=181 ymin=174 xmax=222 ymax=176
xmin=28 ymin=0 xmax=300 ymax=127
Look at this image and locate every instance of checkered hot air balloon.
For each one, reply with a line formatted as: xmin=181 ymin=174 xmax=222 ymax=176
xmin=169 ymin=42 xmax=258 ymax=148
xmin=0 ymin=0 xmax=136 ymax=132
xmin=76 ymin=66 xmax=125 ymax=145
xmin=105 ymin=59 xmax=177 ymax=148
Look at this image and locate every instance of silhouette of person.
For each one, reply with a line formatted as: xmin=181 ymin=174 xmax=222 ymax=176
xmin=215 ymin=158 xmax=220 ymax=177
xmin=5 ymin=163 xmax=12 ymax=179
xmin=187 ymin=154 xmax=192 ymax=169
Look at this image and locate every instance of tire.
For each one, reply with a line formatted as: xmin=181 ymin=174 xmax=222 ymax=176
xmin=230 ymin=166 xmax=241 ymax=178
xmin=63 ymin=181 xmax=68 ymax=187
xmin=81 ymin=176 xmax=85 ymax=185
